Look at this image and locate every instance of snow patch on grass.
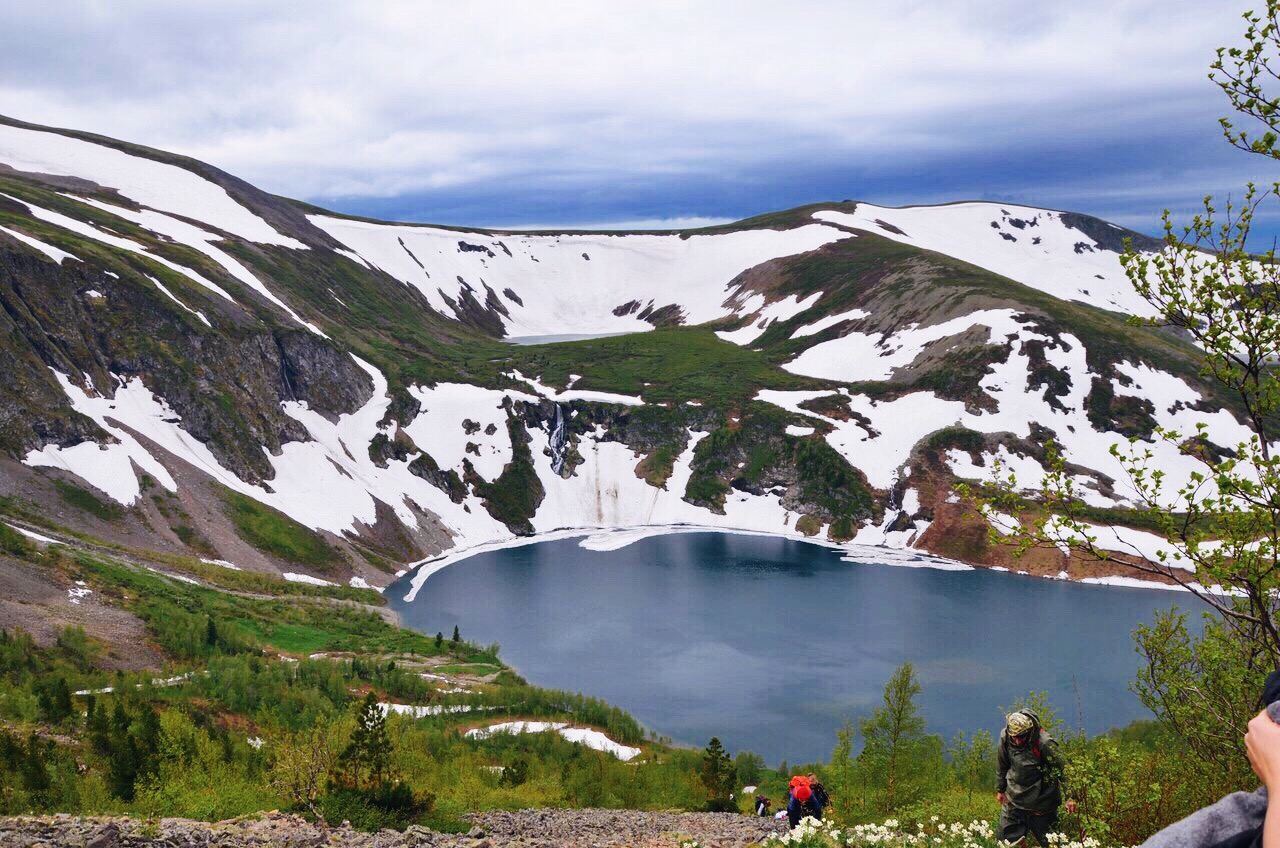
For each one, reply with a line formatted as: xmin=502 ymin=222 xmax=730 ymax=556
xmin=465 ymin=720 xmax=641 ymax=761
xmin=0 ymin=223 xmax=80 ymax=263
xmin=282 ymin=572 xmax=335 ymax=587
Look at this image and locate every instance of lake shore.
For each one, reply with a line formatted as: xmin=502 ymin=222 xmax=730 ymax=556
xmin=399 ymin=522 xmax=1203 ymax=603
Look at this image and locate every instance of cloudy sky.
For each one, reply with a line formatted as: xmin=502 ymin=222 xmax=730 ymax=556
xmin=1 ymin=1 xmax=1273 ymax=234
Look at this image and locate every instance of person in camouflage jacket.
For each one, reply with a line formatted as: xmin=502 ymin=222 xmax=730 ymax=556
xmin=996 ymin=709 xmax=1076 ymax=846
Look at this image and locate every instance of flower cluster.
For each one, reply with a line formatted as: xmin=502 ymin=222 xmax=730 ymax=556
xmin=763 ymin=816 xmax=1132 ymax=848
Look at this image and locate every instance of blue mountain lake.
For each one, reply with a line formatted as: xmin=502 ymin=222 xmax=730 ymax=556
xmin=388 ymin=531 xmax=1191 ymax=764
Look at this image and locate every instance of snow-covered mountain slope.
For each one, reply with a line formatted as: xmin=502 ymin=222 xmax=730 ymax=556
xmin=308 ymin=215 xmax=849 ymax=337
xmin=0 ymin=122 xmax=305 ymax=248
xmin=813 ymin=203 xmax=1163 ymax=317
xmin=0 ymin=115 xmax=1238 ymax=591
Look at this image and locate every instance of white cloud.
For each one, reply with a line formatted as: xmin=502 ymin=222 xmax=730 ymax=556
xmin=0 ymin=1 xmax=1253 ymax=210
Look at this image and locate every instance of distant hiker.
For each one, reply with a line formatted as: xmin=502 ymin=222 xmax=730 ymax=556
xmin=996 ymin=709 xmax=1076 ymax=846
xmin=1140 ymin=671 xmax=1280 ymax=847
xmin=755 ymin=794 xmax=772 ymax=816
xmin=786 ymin=774 xmax=825 ymax=827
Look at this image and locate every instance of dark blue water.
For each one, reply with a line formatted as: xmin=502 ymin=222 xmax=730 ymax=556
xmin=388 ymin=532 xmax=1190 ymax=764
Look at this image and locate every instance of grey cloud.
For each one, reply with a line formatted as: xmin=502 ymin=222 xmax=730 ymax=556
xmin=0 ymin=0 xmax=1262 ymax=224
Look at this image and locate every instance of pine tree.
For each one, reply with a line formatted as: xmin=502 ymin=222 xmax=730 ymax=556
xmin=450 ymin=625 xmax=460 ymax=647
xmin=51 ymin=677 xmax=72 ymax=724
xmin=20 ymin=733 xmax=50 ymax=804
xmin=36 ymin=676 xmax=73 ymax=724
xmin=205 ymin=615 xmax=219 ymax=648
xmin=340 ymin=692 xmax=393 ymax=789
xmin=0 ymin=730 xmax=20 ymax=772
xmin=136 ymin=703 xmax=161 ymax=773
xmin=106 ymin=704 xmax=140 ymax=801
xmin=700 ymin=737 xmax=734 ymax=806
xmin=435 ymin=631 xmax=443 ymax=650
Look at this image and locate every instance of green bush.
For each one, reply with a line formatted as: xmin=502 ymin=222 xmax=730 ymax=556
xmin=0 ymin=521 xmax=32 ymax=556
xmin=219 ymin=489 xmax=339 ymax=568
xmin=54 ymin=480 xmax=122 ymax=522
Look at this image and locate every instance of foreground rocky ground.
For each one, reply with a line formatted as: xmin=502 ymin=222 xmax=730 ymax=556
xmin=0 ymin=809 xmax=788 ymax=848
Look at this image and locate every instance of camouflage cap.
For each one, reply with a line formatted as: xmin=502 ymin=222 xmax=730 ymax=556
xmin=1006 ymin=711 xmax=1035 ymax=736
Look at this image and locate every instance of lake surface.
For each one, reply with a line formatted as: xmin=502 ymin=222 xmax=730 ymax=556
xmin=503 ymin=331 xmax=633 ymax=345
xmin=388 ymin=532 xmax=1192 ymax=764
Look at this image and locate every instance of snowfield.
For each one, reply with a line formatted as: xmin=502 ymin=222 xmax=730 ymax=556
xmin=813 ymin=202 xmax=1160 ymax=318
xmin=308 ymin=214 xmax=849 ymax=336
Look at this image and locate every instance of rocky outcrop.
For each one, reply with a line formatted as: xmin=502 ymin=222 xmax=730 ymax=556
xmin=0 ymin=248 xmax=373 ymax=482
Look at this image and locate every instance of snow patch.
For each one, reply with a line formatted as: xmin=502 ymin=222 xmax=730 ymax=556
xmin=5 ymin=522 xmax=60 ymax=544
xmin=715 ymin=291 xmax=824 ymax=346
xmin=148 ymin=275 xmax=210 ymax=327
xmin=813 ymin=204 xmax=1157 ymax=318
xmin=72 ymin=196 xmax=323 ymax=336
xmin=283 ymin=572 xmax=335 ymax=587
xmin=790 ymin=306 xmax=871 ymax=339
xmin=783 ymin=308 xmax=1024 ymax=383
xmin=0 ymin=223 xmax=80 ymax=263
xmin=67 ymin=581 xmax=92 ymax=604
xmin=465 ymin=720 xmax=641 ymax=761
xmin=349 ymin=575 xmax=383 ymax=593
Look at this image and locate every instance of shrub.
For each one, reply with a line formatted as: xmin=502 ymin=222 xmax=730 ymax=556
xmin=0 ymin=521 xmax=32 ymax=556
xmin=219 ymin=489 xmax=338 ymax=568
xmin=54 ymin=480 xmax=122 ymax=521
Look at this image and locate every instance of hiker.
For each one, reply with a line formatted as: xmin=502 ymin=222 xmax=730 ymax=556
xmin=786 ymin=774 xmax=825 ymax=827
xmin=996 ymin=709 xmax=1076 ymax=846
xmin=807 ymin=774 xmax=830 ymax=813
xmin=1140 ymin=671 xmax=1280 ymax=847
xmin=755 ymin=794 xmax=772 ymax=816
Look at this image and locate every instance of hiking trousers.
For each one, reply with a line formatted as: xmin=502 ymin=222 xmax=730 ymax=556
xmin=999 ymin=804 xmax=1059 ymax=846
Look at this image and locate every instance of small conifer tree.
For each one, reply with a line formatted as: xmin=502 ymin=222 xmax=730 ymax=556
xmin=339 ymin=692 xmax=393 ymax=789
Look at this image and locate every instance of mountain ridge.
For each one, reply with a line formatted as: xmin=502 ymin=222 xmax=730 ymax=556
xmin=0 ymin=115 xmax=1226 ymax=595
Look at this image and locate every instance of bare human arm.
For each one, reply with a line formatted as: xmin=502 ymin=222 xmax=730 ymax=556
xmin=1245 ymin=709 xmax=1280 ymax=848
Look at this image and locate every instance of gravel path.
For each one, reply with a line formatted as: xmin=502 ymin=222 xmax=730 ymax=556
xmin=0 ymin=809 xmax=787 ymax=848
xmin=467 ymin=808 xmax=786 ymax=847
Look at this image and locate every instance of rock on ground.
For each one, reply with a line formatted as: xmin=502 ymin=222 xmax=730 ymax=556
xmin=0 ymin=809 xmax=787 ymax=848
